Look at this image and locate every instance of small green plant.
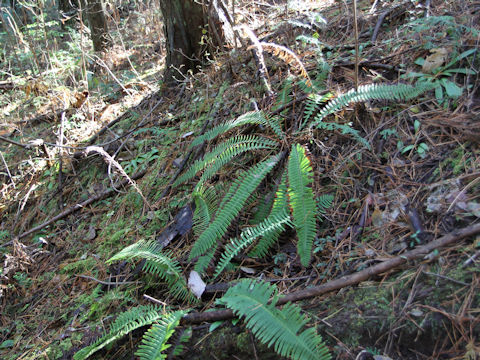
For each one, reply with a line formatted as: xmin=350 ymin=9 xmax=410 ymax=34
xmin=122 ymin=148 xmax=161 ymax=174
xmin=396 ymin=119 xmax=430 ymax=159
xmin=406 ymin=49 xmax=476 ymax=104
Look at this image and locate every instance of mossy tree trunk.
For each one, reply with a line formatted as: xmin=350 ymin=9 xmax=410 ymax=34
xmin=159 ymin=0 xmax=234 ymax=84
xmin=85 ymin=0 xmax=111 ymax=52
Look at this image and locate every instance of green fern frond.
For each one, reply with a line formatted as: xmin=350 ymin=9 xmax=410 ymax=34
xmin=266 ymin=115 xmax=285 ymax=139
xmin=288 ymin=144 xmax=316 ymax=267
xmin=193 ymin=245 xmax=217 ymax=273
xmin=135 ymin=310 xmax=186 ymax=360
xmin=189 ymin=154 xmax=281 ymax=260
xmin=315 ymin=121 xmax=370 ymax=148
xmin=107 ymin=241 xmax=194 ymax=302
xmin=190 ymin=111 xmax=268 ymax=148
xmin=274 ymin=76 xmax=294 ymax=112
xmin=316 ymin=194 xmax=333 ymax=220
xmin=175 ymin=135 xmax=277 ymax=187
xmin=218 ymin=279 xmax=331 ymax=360
xmin=301 ymin=92 xmax=333 ymax=128
xmin=192 ymin=186 xmax=217 ymax=236
xmin=307 ymin=83 xmax=434 ymax=130
xmin=249 ymin=173 xmax=289 ymax=258
xmin=74 ymin=305 xmax=164 ymax=360
xmin=214 ymin=209 xmax=292 ymax=278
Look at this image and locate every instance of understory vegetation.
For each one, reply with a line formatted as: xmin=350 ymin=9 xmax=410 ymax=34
xmin=1 ymin=1 xmax=479 ymax=360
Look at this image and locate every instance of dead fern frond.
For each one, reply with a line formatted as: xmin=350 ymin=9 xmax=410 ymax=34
xmin=260 ymin=42 xmax=312 ymax=87
xmin=85 ymin=146 xmax=152 ymax=210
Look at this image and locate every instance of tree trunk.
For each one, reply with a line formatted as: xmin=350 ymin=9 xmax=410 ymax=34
xmin=58 ymin=0 xmax=80 ymax=28
xmin=85 ymin=0 xmax=111 ymax=52
xmin=159 ymin=0 xmax=234 ymax=85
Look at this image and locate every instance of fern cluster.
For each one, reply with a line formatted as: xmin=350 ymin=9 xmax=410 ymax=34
xmin=188 ymin=154 xmax=282 ymax=260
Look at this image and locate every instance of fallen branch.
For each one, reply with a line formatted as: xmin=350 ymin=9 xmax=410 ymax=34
xmin=9 ymin=169 xmax=147 ymax=243
xmin=181 ymin=222 xmax=480 ymax=325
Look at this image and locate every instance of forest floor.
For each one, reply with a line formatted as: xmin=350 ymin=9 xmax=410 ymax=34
xmin=1 ymin=0 xmax=479 ymax=359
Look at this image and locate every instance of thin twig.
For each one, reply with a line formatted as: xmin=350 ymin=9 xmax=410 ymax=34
xmin=76 ymin=274 xmax=137 ymax=286
xmin=352 ymin=0 xmax=359 ymax=90
xmin=422 ymin=271 xmax=469 ymax=287
xmin=0 ymin=149 xmax=15 ymax=188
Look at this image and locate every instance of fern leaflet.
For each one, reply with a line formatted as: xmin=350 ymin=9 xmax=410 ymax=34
xmin=189 ymin=154 xmax=281 ymax=261
xmin=107 ymin=241 xmax=195 ymax=303
xmin=287 ymin=144 xmax=316 ymax=267
xmin=175 ymin=135 xmax=277 ymax=187
xmin=190 ymin=111 xmax=268 ymax=148
xmin=135 ymin=310 xmax=186 ymax=360
xmin=249 ymin=172 xmax=289 ymax=258
xmin=214 ymin=209 xmax=292 ymax=278
xmin=218 ymin=279 xmax=331 ymax=360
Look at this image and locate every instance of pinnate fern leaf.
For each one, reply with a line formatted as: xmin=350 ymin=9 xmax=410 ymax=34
xmin=135 ymin=310 xmax=186 ymax=360
xmin=189 ymin=154 xmax=281 ymax=261
xmin=214 ymin=209 xmax=292 ymax=278
xmin=287 ymin=144 xmax=316 ymax=267
xmin=107 ymin=241 xmax=195 ymax=302
xmin=218 ymin=279 xmax=331 ymax=360
xmin=175 ymin=135 xmax=277 ymax=187
xmin=190 ymin=111 xmax=268 ymax=147
xmin=307 ymin=83 xmax=434 ymax=129
xmin=192 ymin=186 xmax=217 ymax=236
xmin=249 ymin=173 xmax=289 ymax=258
xmin=74 ymin=305 xmax=164 ymax=360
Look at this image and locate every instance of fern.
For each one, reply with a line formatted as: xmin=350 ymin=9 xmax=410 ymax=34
xmin=175 ymin=135 xmax=277 ymax=187
xmin=249 ymin=173 xmax=289 ymax=258
xmin=135 ymin=310 xmax=186 ymax=360
xmin=306 ymin=83 xmax=434 ymax=130
xmin=316 ymin=194 xmax=334 ymax=220
xmin=315 ymin=121 xmax=370 ymax=148
xmin=74 ymin=305 xmax=165 ymax=360
xmin=107 ymin=241 xmax=195 ymax=303
xmin=190 ymin=111 xmax=268 ymax=147
xmin=192 ymin=186 xmax=217 ymax=236
xmin=188 ymin=154 xmax=281 ymax=261
xmin=193 ymin=245 xmax=217 ymax=273
xmin=301 ymin=92 xmax=334 ymax=129
xmin=218 ymin=279 xmax=331 ymax=360
xmin=288 ymin=144 xmax=316 ymax=267
xmin=273 ymin=76 xmax=294 ymax=112
xmin=266 ymin=115 xmax=285 ymax=140
xmin=214 ymin=209 xmax=292 ymax=278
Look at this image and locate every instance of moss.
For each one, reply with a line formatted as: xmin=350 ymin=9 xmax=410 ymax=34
xmin=180 ymin=324 xmax=278 ymax=360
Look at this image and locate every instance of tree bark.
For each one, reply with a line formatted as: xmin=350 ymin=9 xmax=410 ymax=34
xmin=58 ymin=0 xmax=81 ymax=28
xmin=159 ymin=0 xmax=234 ymax=85
xmin=85 ymin=0 xmax=111 ymax=52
